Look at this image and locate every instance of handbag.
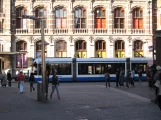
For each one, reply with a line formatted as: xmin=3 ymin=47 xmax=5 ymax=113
xmin=154 ymin=80 xmax=160 ymax=88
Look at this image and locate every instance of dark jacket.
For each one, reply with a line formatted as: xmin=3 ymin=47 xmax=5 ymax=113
xmin=52 ymin=75 xmax=59 ymax=85
xmin=7 ymin=73 xmax=12 ymax=81
xmin=29 ymin=75 xmax=35 ymax=82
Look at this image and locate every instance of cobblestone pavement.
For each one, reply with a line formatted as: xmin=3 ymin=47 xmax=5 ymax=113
xmin=0 ymin=82 xmax=161 ymax=120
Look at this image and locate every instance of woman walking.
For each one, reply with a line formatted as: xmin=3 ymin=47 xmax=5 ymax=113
xmin=29 ymin=73 xmax=35 ymax=92
xmin=105 ymin=71 xmax=110 ymax=88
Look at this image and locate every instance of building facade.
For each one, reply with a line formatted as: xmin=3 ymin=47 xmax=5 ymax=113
xmin=0 ymin=0 xmax=153 ymax=74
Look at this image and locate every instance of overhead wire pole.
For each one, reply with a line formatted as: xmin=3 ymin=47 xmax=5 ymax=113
xmin=22 ymin=15 xmax=47 ymax=103
xmin=10 ymin=0 xmax=16 ymax=76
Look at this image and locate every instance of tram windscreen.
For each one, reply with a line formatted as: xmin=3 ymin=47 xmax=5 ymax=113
xmin=51 ymin=63 xmax=72 ymax=75
xmin=78 ymin=63 xmax=125 ymax=75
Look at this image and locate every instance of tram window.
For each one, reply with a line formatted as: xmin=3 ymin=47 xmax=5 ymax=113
xmin=131 ymin=63 xmax=147 ymax=74
xmin=51 ymin=63 xmax=71 ymax=75
xmin=78 ymin=63 xmax=125 ymax=75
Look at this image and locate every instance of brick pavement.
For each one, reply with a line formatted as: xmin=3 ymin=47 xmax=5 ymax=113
xmin=0 ymin=82 xmax=161 ymax=120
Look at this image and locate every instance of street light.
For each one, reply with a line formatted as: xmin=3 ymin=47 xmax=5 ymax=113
xmin=22 ymin=15 xmax=47 ymax=103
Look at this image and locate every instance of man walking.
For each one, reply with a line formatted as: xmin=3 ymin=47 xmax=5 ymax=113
xmin=7 ymin=70 xmax=12 ymax=87
xmin=50 ymin=72 xmax=60 ymax=100
xmin=115 ymin=69 xmax=120 ymax=87
xmin=17 ymin=71 xmax=25 ymax=94
xmin=105 ymin=71 xmax=110 ymax=88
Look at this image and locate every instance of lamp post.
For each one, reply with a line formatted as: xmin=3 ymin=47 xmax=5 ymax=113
xmin=22 ymin=15 xmax=47 ymax=102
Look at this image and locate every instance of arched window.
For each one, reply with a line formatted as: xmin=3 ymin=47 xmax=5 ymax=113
xmin=56 ymin=40 xmax=67 ymax=57
xmin=55 ymin=7 xmax=67 ymax=28
xmin=75 ymin=7 xmax=86 ymax=28
xmin=134 ymin=40 xmax=143 ymax=57
xmin=16 ymin=7 xmax=27 ymax=28
xmin=114 ymin=7 xmax=124 ymax=28
xmin=75 ymin=40 xmax=87 ymax=58
xmin=36 ymin=40 xmax=47 ymax=58
xmin=133 ymin=8 xmax=143 ymax=29
xmin=0 ymin=0 xmax=3 ymax=13
xmin=16 ymin=41 xmax=27 ymax=68
xmin=115 ymin=40 xmax=125 ymax=58
xmin=94 ymin=7 xmax=106 ymax=28
xmin=35 ymin=7 xmax=47 ymax=28
xmin=95 ymin=40 xmax=106 ymax=58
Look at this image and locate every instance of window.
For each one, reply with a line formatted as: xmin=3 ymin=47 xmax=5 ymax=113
xmin=35 ymin=7 xmax=47 ymax=28
xmin=36 ymin=41 xmax=47 ymax=58
xmin=0 ymin=43 xmax=3 ymax=52
xmin=134 ymin=40 xmax=143 ymax=50
xmin=0 ymin=0 xmax=3 ymax=13
xmin=94 ymin=7 xmax=106 ymax=28
xmin=16 ymin=7 xmax=27 ymax=29
xmin=95 ymin=40 xmax=106 ymax=50
xmin=95 ymin=40 xmax=106 ymax=58
xmin=114 ymin=7 xmax=124 ymax=28
xmin=0 ymin=20 xmax=3 ymax=32
xmin=16 ymin=41 xmax=27 ymax=68
xmin=75 ymin=40 xmax=87 ymax=58
xmin=76 ymin=40 xmax=86 ymax=51
xmin=75 ymin=7 xmax=86 ymax=28
xmin=78 ymin=63 xmax=125 ymax=75
xmin=134 ymin=40 xmax=143 ymax=57
xmin=55 ymin=7 xmax=67 ymax=28
xmin=115 ymin=40 xmax=125 ymax=58
xmin=133 ymin=8 xmax=143 ymax=29
xmin=56 ymin=40 xmax=67 ymax=57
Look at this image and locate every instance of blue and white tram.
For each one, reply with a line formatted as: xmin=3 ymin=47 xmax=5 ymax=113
xmin=130 ymin=58 xmax=152 ymax=81
xmin=75 ymin=58 xmax=126 ymax=81
xmin=34 ymin=58 xmax=73 ymax=82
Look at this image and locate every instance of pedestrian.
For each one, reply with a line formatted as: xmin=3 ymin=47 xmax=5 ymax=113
xmin=131 ymin=69 xmax=135 ymax=86
xmin=119 ymin=68 xmax=125 ymax=87
xmin=152 ymin=66 xmax=161 ymax=103
xmin=138 ymin=69 xmax=142 ymax=85
xmin=17 ymin=71 xmax=25 ymax=94
xmin=115 ymin=68 xmax=120 ymax=87
xmin=29 ymin=73 xmax=35 ymax=92
xmin=50 ymin=72 xmax=60 ymax=100
xmin=7 ymin=70 xmax=12 ymax=87
xmin=105 ymin=71 xmax=110 ymax=88
xmin=0 ymin=71 xmax=7 ymax=87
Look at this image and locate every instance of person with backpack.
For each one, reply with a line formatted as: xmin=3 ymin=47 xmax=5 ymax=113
xmin=105 ymin=71 xmax=110 ymax=88
xmin=50 ymin=72 xmax=60 ymax=100
xmin=29 ymin=73 xmax=35 ymax=92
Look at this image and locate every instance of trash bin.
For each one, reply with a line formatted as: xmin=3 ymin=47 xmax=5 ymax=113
xmin=37 ymin=82 xmax=43 ymax=101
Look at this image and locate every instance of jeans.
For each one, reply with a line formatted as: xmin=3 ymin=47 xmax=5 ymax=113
xmin=139 ymin=76 xmax=142 ymax=84
xmin=30 ymin=82 xmax=35 ymax=92
xmin=50 ymin=85 xmax=60 ymax=99
xmin=105 ymin=79 xmax=110 ymax=88
xmin=20 ymin=81 xmax=24 ymax=93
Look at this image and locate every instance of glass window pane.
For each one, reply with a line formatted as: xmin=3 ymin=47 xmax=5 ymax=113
xmin=43 ymin=20 xmax=46 ymax=28
xmin=84 ymin=42 xmax=86 ymax=50
xmin=83 ymin=10 xmax=86 ymax=18
xmin=122 ymin=42 xmax=124 ymax=49
xmin=76 ymin=42 xmax=78 ymax=50
xmin=99 ymin=42 xmax=102 ymax=49
xmin=44 ymin=10 xmax=47 ymax=17
xmin=56 ymin=10 xmax=59 ymax=17
xmin=79 ymin=9 xmax=82 ymax=17
xmin=120 ymin=18 xmax=124 ymax=28
xmin=60 ymin=9 xmax=63 ymax=17
xmin=136 ymin=10 xmax=139 ymax=17
xmin=81 ymin=18 xmax=86 ymax=28
xmin=75 ymin=18 xmax=80 ymax=28
xmin=114 ymin=19 xmax=119 ymax=28
xmin=64 ymin=42 xmax=67 ymax=51
xmin=140 ymin=11 xmax=143 ymax=18
xmin=121 ymin=10 xmax=124 ymax=17
xmin=63 ymin=10 xmax=66 ymax=17
xmin=103 ymin=42 xmax=106 ymax=50
xmin=39 ymin=9 xmax=43 ymax=17
xmin=96 ymin=9 xmax=100 ymax=17
xmin=75 ymin=10 xmax=79 ymax=18
xmin=101 ymin=10 xmax=105 ymax=17
xmin=56 ymin=18 xmax=61 ymax=28
xmin=62 ymin=19 xmax=67 ymax=28
xmin=118 ymin=10 xmax=120 ymax=17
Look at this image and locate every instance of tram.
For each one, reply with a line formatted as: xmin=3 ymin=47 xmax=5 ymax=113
xmin=33 ymin=57 xmax=152 ymax=82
